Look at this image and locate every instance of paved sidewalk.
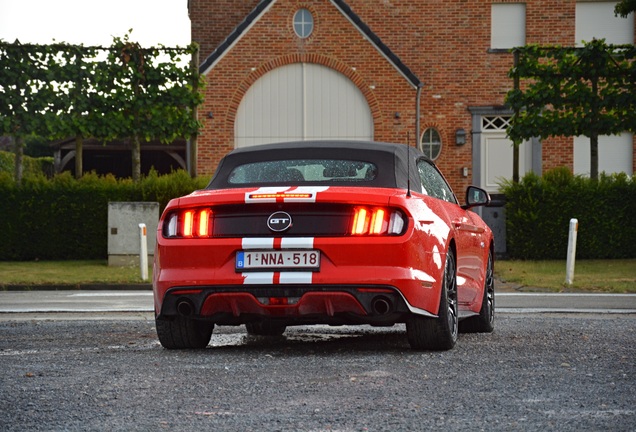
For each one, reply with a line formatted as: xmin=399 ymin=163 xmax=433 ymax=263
xmin=0 ymin=279 xmax=571 ymax=293
xmin=0 ymin=283 xmax=152 ymax=291
xmin=1 ymin=286 xmax=635 ymax=320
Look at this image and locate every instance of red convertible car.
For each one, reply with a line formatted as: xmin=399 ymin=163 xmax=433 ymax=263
xmin=153 ymin=141 xmax=494 ymax=350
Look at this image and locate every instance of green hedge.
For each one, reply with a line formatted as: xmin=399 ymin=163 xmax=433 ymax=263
xmin=0 ymin=150 xmax=54 ymax=177
xmin=501 ymin=167 xmax=636 ymax=259
xmin=0 ymin=170 xmax=210 ymax=260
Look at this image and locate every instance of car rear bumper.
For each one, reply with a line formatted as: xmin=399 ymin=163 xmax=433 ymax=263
xmin=153 ymin=235 xmax=446 ymax=322
xmin=155 ymin=283 xmax=437 ymax=326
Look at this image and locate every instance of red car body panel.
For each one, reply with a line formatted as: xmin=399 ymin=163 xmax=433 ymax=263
xmin=153 ymin=185 xmax=492 ymax=321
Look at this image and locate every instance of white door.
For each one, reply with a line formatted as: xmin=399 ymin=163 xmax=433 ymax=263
xmin=480 ymin=116 xmax=531 ymax=193
xmin=235 ymin=63 xmax=373 ymax=147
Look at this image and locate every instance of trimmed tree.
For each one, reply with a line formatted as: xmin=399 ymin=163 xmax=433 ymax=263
xmin=0 ymin=42 xmax=52 ymax=182
xmin=1 ymin=35 xmax=203 ymax=182
xmin=506 ymin=40 xmax=636 ymax=180
xmin=107 ymin=34 xmax=203 ymax=181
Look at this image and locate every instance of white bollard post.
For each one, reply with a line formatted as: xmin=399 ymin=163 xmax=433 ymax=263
xmin=565 ymin=218 xmax=578 ymax=285
xmin=139 ymin=223 xmax=148 ymax=281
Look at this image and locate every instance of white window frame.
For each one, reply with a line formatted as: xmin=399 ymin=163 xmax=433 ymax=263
xmin=491 ymin=3 xmax=526 ymax=49
xmin=420 ymin=128 xmax=442 ymax=160
xmin=575 ymin=2 xmax=635 ymax=46
xmin=293 ymin=9 xmax=314 ymax=39
xmin=574 ymin=134 xmax=634 ymax=176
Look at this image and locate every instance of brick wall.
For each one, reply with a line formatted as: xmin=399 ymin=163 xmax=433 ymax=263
xmin=195 ymin=0 xmax=418 ymax=176
xmin=190 ymin=0 xmax=260 ymax=58
xmin=191 ymin=0 xmax=635 ymax=190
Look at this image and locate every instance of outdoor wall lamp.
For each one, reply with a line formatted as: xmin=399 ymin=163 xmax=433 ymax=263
xmin=455 ymin=128 xmax=466 ymax=146
xmin=207 ymin=111 xmax=214 ymax=119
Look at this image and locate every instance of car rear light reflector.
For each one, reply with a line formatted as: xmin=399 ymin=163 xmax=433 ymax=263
xmin=163 ymin=208 xmax=213 ymax=238
xmin=351 ymin=207 xmax=405 ymax=235
xmin=356 ymin=288 xmax=395 ymax=294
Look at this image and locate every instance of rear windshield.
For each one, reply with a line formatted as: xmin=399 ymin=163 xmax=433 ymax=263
xmin=227 ymin=159 xmax=377 ymax=184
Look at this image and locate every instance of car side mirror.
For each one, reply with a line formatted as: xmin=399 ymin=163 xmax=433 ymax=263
xmin=462 ymin=186 xmax=490 ymax=209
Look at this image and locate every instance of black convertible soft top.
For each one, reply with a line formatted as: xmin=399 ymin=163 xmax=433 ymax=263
xmin=206 ymin=140 xmax=426 ymax=193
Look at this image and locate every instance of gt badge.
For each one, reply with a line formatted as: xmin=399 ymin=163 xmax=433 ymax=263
xmin=267 ymin=211 xmax=292 ymax=232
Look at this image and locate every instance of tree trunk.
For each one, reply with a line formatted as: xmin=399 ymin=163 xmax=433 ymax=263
xmin=513 ymin=143 xmax=520 ymax=183
xmin=590 ymin=132 xmax=599 ymax=180
xmin=590 ymin=75 xmax=599 ymax=180
xmin=13 ymin=136 xmax=24 ymax=184
xmin=512 ymin=49 xmax=521 ymax=183
xmin=75 ymin=135 xmax=83 ymax=179
xmin=189 ymin=48 xmax=199 ymax=178
xmin=132 ymin=135 xmax=141 ymax=182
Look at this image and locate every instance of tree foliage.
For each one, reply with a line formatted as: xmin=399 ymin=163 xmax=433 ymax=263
xmin=615 ymin=0 xmax=636 ymax=17
xmin=0 ymin=34 xmax=203 ymax=182
xmin=506 ymin=40 xmax=636 ymax=179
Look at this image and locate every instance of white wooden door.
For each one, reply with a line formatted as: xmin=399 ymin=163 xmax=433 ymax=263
xmin=480 ymin=116 xmax=531 ymax=193
xmin=235 ymin=63 xmax=373 ymax=147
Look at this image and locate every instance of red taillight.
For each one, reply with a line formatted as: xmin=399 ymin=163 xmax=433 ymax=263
xmin=198 ymin=209 xmax=211 ymax=236
xmin=182 ymin=210 xmax=195 ymax=237
xmin=164 ymin=208 xmax=213 ymax=238
xmin=350 ymin=207 xmax=405 ymax=235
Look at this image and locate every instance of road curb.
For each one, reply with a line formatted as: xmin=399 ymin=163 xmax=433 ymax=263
xmin=0 ymin=284 xmax=152 ymax=291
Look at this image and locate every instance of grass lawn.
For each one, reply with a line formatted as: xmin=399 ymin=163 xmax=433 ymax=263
xmin=0 ymin=259 xmax=634 ymax=293
xmin=0 ymin=260 xmax=152 ymax=286
xmin=495 ymin=259 xmax=636 ymax=293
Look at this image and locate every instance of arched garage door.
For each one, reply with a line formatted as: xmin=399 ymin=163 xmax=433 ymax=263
xmin=235 ymin=63 xmax=373 ymax=147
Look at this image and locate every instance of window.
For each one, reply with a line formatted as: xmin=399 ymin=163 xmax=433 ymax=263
xmin=293 ymin=9 xmax=314 ymax=39
xmin=417 ymin=160 xmax=457 ymax=204
xmin=574 ymin=134 xmax=634 ymax=176
xmin=420 ymin=128 xmax=442 ymax=160
xmin=482 ymin=115 xmax=511 ymax=131
xmin=576 ymin=2 xmax=634 ymax=46
xmin=228 ymin=159 xmax=376 ymax=184
xmin=491 ymin=3 xmax=526 ymax=49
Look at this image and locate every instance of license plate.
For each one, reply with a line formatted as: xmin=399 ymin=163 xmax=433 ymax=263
xmin=236 ymin=250 xmax=320 ymax=271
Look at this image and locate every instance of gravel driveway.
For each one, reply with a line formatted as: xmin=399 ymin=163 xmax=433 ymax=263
xmin=1 ymin=314 xmax=634 ymax=431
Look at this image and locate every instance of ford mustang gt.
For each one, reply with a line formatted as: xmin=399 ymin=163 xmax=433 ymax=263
xmin=153 ymin=141 xmax=495 ymax=350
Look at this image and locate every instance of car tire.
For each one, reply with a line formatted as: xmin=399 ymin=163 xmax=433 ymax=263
xmin=245 ymin=321 xmax=286 ymax=336
xmin=406 ymin=250 xmax=458 ymax=351
xmin=459 ymin=250 xmax=495 ymax=333
xmin=155 ymin=316 xmax=214 ymax=349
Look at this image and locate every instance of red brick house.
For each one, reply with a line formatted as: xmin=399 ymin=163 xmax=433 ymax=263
xmin=189 ymin=0 xmax=634 ymax=249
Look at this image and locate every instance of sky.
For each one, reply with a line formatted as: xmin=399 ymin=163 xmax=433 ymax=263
xmin=0 ymin=0 xmax=191 ymax=47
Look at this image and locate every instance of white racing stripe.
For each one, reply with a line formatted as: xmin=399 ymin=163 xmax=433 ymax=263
xmin=242 ymin=238 xmax=275 ymax=249
xmin=240 ymin=238 xmax=316 ymax=285
xmin=281 ymin=237 xmax=315 ymax=249
xmin=279 ymin=272 xmax=314 ymax=284
xmin=241 ymin=237 xmax=315 ymax=249
xmin=241 ymin=272 xmax=315 ymax=285
xmin=242 ymin=273 xmax=275 ymax=284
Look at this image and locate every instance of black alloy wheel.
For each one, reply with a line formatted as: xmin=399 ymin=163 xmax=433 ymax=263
xmin=460 ymin=250 xmax=495 ymax=333
xmin=406 ymin=250 xmax=458 ymax=351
